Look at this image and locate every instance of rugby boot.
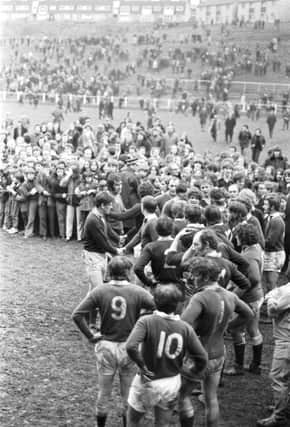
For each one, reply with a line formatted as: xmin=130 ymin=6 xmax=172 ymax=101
xmin=248 ymin=363 xmax=262 ymax=375
xmin=256 ymin=415 xmax=288 ymax=426
xmin=180 ymin=416 xmax=195 ymax=427
xmin=224 ymin=365 xmax=245 ymax=375
xmin=248 ymin=343 xmax=263 ymax=375
xmin=251 ymin=343 xmax=263 ymax=367
xmin=96 ymin=415 xmax=107 ymax=427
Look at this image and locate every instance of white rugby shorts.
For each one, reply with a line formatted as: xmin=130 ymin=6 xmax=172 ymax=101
xmin=128 ymin=373 xmax=181 ymax=413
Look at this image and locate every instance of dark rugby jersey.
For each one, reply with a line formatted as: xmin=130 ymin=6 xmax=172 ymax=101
xmin=182 ymin=286 xmax=238 ymax=359
xmin=73 ymin=281 xmax=154 ymax=342
xmin=126 ymin=312 xmax=207 ymax=380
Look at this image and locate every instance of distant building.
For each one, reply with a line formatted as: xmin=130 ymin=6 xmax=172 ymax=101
xmin=274 ymin=0 xmax=290 ymax=23
xmin=236 ymin=0 xmax=278 ymax=24
xmin=196 ymin=0 xmax=282 ymax=25
xmin=0 ymin=0 xmax=192 ymax=23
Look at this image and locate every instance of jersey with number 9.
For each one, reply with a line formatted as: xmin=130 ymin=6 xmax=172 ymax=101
xmin=75 ymin=282 xmax=155 ymax=342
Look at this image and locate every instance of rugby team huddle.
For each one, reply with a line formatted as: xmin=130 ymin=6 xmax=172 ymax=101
xmin=42 ymin=114 xmax=290 ymax=426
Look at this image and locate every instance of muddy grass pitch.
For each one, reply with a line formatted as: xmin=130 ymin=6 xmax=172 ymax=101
xmin=0 ymin=230 xmax=278 ymax=427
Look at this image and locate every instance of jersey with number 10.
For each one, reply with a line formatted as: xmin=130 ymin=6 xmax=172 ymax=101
xmin=77 ymin=281 xmax=155 ymax=342
xmin=126 ymin=312 xmax=207 ymax=380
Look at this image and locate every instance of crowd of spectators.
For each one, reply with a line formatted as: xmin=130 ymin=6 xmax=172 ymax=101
xmin=1 ymin=24 xmax=289 ymax=104
xmin=0 ymin=104 xmax=289 ymax=246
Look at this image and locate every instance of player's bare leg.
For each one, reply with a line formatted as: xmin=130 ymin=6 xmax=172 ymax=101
xmin=203 ymin=370 xmax=221 ymax=427
xmin=95 ymin=374 xmax=114 ymax=427
xmin=155 ymin=405 xmax=175 ymax=426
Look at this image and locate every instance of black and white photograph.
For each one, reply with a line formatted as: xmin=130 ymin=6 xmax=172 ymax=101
xmin=1 ymin=1 xmax=290 ymax=426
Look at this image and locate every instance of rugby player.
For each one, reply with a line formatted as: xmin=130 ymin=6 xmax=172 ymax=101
xmin=180 ymin=257 xmax=254 ymax=427
xmin=125 ymin=283 xmax=208 ymax=427
xmin=72 ymin=256 xmax=155 ymax=427
xmin=182 ymin=229 xmax=251 ymax=296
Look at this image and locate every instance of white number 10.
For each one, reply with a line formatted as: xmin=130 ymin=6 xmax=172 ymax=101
xmin=157 ymin=331 xmax=183 ymax=359
xmin=111 ymin=296 xmax=127 ymax=320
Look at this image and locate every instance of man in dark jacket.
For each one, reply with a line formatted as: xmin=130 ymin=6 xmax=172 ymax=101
xmin=13 ymin=120 xmax=28 ymax=140
xmin=264 ymin=146 xmax=288 ymax=173
xmin=251 ymin=128 xmax=266 ymax=163
xmin=266 ymin=108 xmax=277 ymax=139
xmin=134 ymin=216 xmax=178 ymax=288
xmin=238 ymin=125 xmax=251 ymax=157
xmin=225 ymin=113 xmax=236 ymax=144
xmin=83 ymin=191 xmax=121 ymax=288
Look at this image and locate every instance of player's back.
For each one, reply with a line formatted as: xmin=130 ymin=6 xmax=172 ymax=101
xmin=93 ymin=281 xmax=154 ymax=342
xmin=137 ymin=313 xmax=193 ymax=380
xmin=183 ymin=285 xmax=236 ymax=359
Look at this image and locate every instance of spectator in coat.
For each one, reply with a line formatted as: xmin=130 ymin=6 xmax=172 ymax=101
xmin=264 ymin=146 xmax=288 ymax=173
xmin=251 ymin=128 xmax=266 ymax=163
xmin=238 ymin=125 xmax=252 ymax=158
xmin=13 ymin=120 xmax=28 ymax=140
xmin=266 ymin=108 xmax=277 ymax=139
xmin=263 ymin=194 xmax=286 ymax=294
xmin=225 ymin=113 xmax=236 ymax=144
xmin=124 ymin=195 xmax=158 ymax=256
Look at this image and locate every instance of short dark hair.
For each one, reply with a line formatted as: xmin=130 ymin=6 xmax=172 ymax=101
xmin=210 ymin=188 xmax=225 ymax=206
xmin=183 ymin=256 xmax=222 ymax=283
xmin=138 ymin=181 xmax=155 ymax=198
xmin=108 ymin=256 xmax=133 ymax=279
xmin=107 ymin=173 xmax=121 ymax=192
xmin=188 ymin=188 xmax=203 ymax=201
xmin=176 ymin=182 xmax=188 ymax=195
xmin=266 ymin=194 xmax=280 ymax=212
xmin=228 ymin=201 xmax=247 ymax=218
xmin=95 ymin=191 xmax=114 ymax=207
xmin=156 ymin=216 xmax=173 ymax=236
xmin=142 ymin=195 xmax=157 ymax=213
xmin=204 ymin=205 xmax=222 ymax=225
xmin=15 ymin=172 xmax=25 ymax=183
xmin=235 ymin=223 xmax=259 ymax=246
xmin=199 ymin=229 xmax=219 ymax=250
xmin=185 ymin=205 xmax=202 ymax=223
xmin=171 ymin=200 xmax=186 ymax=219
xmin=153 ymin=283 xmax=183 ymax=314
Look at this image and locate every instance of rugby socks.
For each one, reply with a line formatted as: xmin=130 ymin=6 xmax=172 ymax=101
xmin=234 ymin=343 xmax=245 ymax=369
xmin=225 ymin=343 xmax=245 ymax=375
xmin=180 ymin=416 xmax=194 ymax=427
xmin=96 ymin=415 xmax=107 ymax=427
xmin=249 ymin=343 xmax=263 ymax=374
xmin=122 ymin=415 xmax=127 ymax=427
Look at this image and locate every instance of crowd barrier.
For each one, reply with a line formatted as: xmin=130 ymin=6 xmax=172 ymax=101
xmin=1 ymin=77 xmax=290 ymax=104
xmin=0 ymin=90 xmax=288 ymax=114
xmin=151 ymin=78 xmax=290 ymax=97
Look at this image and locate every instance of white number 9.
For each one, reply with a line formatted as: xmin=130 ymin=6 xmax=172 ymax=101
xmin=111 ymin=296 xmax=127 ymax=320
